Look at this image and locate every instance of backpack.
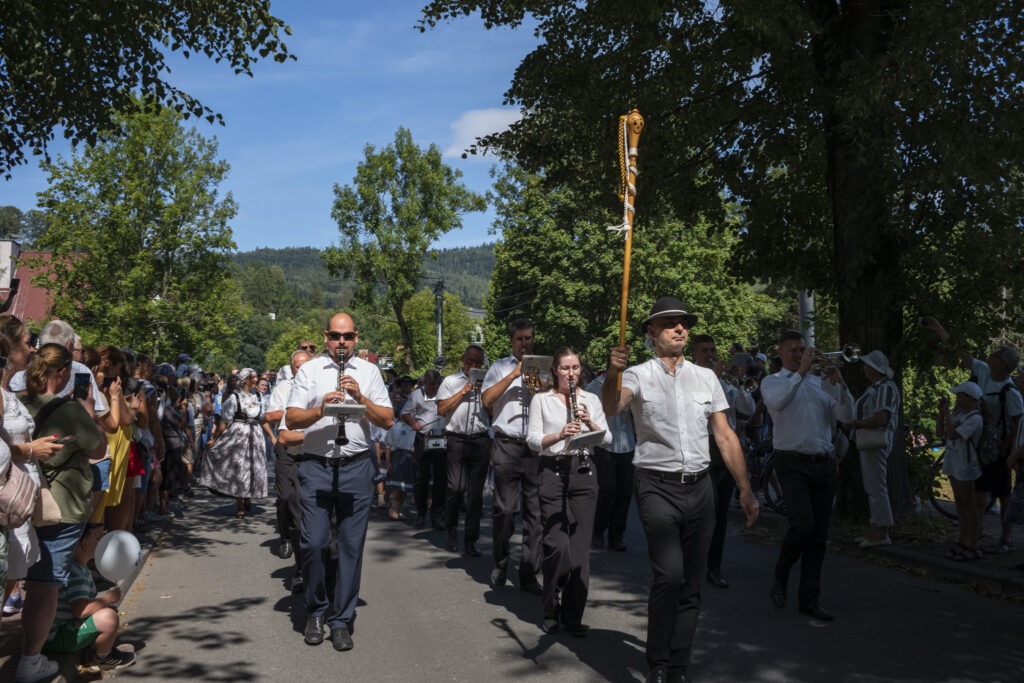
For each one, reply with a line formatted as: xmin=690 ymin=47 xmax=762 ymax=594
xmin=977 ymin=383 xmax=1020 ymax=466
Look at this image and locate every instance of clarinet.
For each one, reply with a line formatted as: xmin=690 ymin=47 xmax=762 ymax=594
xmin=567 ymin=376 xmax=592 ymax=475
xmin=334 ymin=347 xmax=349 ymax=446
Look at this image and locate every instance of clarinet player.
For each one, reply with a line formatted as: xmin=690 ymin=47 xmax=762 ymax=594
xmin=286 ymin=312 xmax=393 ymax=652
xmin=527 ymin=347 xmax=610 ymax=636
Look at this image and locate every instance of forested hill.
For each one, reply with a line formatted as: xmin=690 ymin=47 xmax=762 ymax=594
xmin=232 ymin=243 xmax=495 ymax=309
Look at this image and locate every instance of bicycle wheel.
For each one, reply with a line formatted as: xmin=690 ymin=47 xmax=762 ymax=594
xmin=762 ymin=459 xmax=786 ymax=515
xmin=928 ymin=454 xmax=958 ymax=520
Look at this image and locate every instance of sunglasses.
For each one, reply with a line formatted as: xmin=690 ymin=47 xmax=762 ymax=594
xmin=326 ymin=331 xmax=357 ymax=342
xmin=299 ymin=344 xmax=317 ymax=352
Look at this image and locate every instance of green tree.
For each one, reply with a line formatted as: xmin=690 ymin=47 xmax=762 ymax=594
xmin=263 ymin=320 xmax=327 ymax=373
xmin=0 ymin=0 xmax=294 ymax=176
xmin=483 ymin=165 xmax=783 ymax=369
xmin=377 ymin=288 xmax=475 ymax=374
xmin=0 ymin=206 xmax=48 ymax=246
xmin=323 ymin=127 xmax=487 ymax=373
xmin=33 ymin=105 xmax=244 ymax=363
xmin=420 ymin=1 xmax=1024 ymax=382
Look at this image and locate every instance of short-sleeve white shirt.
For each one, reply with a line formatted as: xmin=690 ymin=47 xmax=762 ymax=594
xmin=622 ymin=357 xmax=729 ymax=473
xmin=482 ymin=356 xmax=530 ymax=438
xmin=437 ymin=370 xmax=490 ymax=435
xmin=401 ymin=387 xmax=442 ymax=435
xmin=286 ymin=355 xmax=391 ymax=458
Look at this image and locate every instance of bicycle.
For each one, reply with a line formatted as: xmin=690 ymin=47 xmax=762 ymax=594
xmin=744 ymin=437 xmax=786 ymax=514
xmin=922 ymin=443 xmax=997 ymax=520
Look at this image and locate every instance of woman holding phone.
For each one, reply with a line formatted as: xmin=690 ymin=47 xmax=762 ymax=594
xmin=16 ymin=343 xmax=106 ymax=682
xmin=0 ymin=317 xmax=64 ymax=623
xmin=91 ymin=346 xmax=137 ymax=531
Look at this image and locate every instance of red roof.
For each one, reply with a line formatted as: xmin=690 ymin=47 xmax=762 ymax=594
xmin=8 ymin=251 xmax=55 ymax=325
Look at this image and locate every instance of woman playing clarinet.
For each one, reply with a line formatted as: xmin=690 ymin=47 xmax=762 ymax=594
xmin=526 ymin=347 xmax=611 ymax=636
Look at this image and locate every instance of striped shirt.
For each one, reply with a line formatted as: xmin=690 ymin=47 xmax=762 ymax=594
xmin=48 ymin=560 xmax=94 ymax=641
xmin=855 ymin=378 xmax=901 ymax=453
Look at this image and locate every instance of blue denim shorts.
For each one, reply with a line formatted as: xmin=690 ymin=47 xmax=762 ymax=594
xmin=91 ymin=458 xmax=111 ymax=492
xmin=27 ymin=522 xmax=86 ymax=585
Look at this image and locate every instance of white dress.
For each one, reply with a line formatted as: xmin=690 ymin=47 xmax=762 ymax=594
xmin=3 ymin=387 xmax=40 ymax=578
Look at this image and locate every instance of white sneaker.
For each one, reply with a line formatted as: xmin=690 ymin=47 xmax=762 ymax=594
xmin=14 ymin=654 xmax=58 ymax=683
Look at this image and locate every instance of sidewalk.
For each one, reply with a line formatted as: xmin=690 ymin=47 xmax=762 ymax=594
xmin=0 ymin=515 xmax=171 ymax=683
xmin=2 ymin=499 xmax=1022 ymax=681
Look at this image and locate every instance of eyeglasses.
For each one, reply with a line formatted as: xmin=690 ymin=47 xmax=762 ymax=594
xmin=299 ymin=344 xmax=316 ymax=352
xmin=326 ymin=331 xmax=357 ymax=342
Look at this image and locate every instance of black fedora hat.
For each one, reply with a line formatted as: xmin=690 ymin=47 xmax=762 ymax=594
xmin=640 ymin=296 xmax=698 ymax=333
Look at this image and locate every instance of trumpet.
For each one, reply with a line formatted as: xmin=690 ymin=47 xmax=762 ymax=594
xmin=567 ymin=375 xmax=592 ymax=475
xmin=813 ymin=342 xmax=861 ymax=370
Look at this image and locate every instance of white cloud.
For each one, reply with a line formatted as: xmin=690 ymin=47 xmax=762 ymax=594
xmin=445 ymin=108 xmax=521 ymax=158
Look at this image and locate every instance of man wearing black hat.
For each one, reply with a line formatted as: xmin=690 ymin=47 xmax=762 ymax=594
xmin=602 ymin=297 xmax=759 ymax=683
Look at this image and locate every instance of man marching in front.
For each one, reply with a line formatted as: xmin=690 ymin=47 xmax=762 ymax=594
xmin=285 ymin=312 xmax=393 ymax=651
xmin=602 ymin=297 xmax=759 ymax=683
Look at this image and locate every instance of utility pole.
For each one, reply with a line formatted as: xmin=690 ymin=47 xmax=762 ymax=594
xmin=434 ymin=279 xmax=445 ymax=369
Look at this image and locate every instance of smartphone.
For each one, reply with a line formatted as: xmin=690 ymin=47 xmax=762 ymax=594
xmin=73 ymin=373 xmax=91 ymax=400
xmin=54 ymin=434 xmax=79 ymax=445
xmin=102 ymin=375 xmax=117 ymax=390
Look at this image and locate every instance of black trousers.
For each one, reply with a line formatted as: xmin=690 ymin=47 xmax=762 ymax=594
xmin=772 ymin=451 xmax=837 ymax=605
xmin=274 ymin=443 xmax=302 ymax=567
xmin=297 ymin=455 xmax=373 ymax=630
xmin=414 ymin=436 xmax=447 ymax=517
xmin=635 ymin=469 xmax=714 ymax=675
xmin=444 ymin=434 xmax=490 ymax=543
xmin=491 ymin=437 xmax=542 ymax=581
xmin=706 ymin=438 xmax=735 ymax=573
xmin=539 ymin=456 xmax=597 ymax=627
xmin=592 ymin=447 xmax=634 ymax=543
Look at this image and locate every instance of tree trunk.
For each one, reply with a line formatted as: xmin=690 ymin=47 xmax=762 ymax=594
xmin=394 ymin=303 xmax=415 ymax=373
xmin=818 ymin=1 xmax=912 ymax=517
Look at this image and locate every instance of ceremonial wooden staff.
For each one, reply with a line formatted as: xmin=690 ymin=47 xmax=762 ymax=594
xmin=609 ymin=109 xmax=644 ymax=390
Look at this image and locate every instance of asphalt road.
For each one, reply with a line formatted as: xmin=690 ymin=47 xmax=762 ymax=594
xmin=112 ymin=490 xmax=1024 ymax=683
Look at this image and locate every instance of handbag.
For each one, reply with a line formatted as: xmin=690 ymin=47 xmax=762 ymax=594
xmin=854 ymin=428 xmax=888 ymax=451
xmin=32 ymin=477 xmax=61 ymax=527
xmin=0 ymin=461 xmax=39 ymax=528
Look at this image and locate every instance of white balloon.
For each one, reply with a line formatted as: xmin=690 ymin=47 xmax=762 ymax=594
xmin=95 ymin=530 xmax=142 ymax=582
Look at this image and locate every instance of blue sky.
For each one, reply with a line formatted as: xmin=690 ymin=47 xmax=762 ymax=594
xmin=0 ymin=1 xmax=538 ymax=252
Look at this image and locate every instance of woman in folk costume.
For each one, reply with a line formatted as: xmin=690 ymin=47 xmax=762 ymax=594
xmin=199 ymin=369 xmax=268 ymax=518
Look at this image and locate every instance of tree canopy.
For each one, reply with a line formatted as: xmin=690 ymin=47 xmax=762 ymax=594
xmin=323 ymin=126 xmax=487 ymax=372
xmin=32 ymin=105 xmax=244 ymax=361
xmin=0 ymin=0 xmax=294 ymax=176
xmin=420 ymin=1 xmax=1024 ymax=378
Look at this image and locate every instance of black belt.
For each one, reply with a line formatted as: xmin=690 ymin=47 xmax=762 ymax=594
xmin=636 ymin=467 xmax=709 ymax=485
xmin=299 ymin=451 xmax=371 ymax=467
xmin=775 ymin=449 xmax=833 ymax=463
xmin=445 ymin=431 xmax=490 ymax=440
xmin=495 ymin=434 xmax=526 ymax=444
xmin=233 ymin=418 xmax=260 ymax=425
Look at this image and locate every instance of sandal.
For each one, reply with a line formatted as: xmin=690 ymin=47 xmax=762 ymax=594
xmin=945 ymin=544 xmax=970 ymax=560
xmin=954 ymin=548 xmax=982 ymax=562
xmin=388 ymin=509 xmax=405 ymax=521
xmin=234 ymin=509 xmax=246 ymax=519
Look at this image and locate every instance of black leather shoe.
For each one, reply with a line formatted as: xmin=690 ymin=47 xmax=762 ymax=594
xmin=464 ymin=542 xmax=481 ymax=557
xmin=799 ymin=602 xmax=835 ymax=622
xmin=285 ymin=568 xmax=303 ymax=594
xmin=706 ymin=570 xmax=729 ymax=588
xmin=520 ymin=578 xmax=544 ymax=596
xmin=330 ymin=626 xmax=354 ymax=651
xmin=490 ymin=567 xmax=508 ymax=588
xmin=414 ymin=515 xmax=425 ymax=529
xmin=445 ymin=534 xmax=458 ymax=552
xmin=431 ymin=513 xmax=446 ymax=531
xmin=304 ymin=616 xmax=325 ymax=645
xmin=591 ymin=534 xmax=604 ymax=550
xmin=561 ymin=622 xmax=588 ymax=638
xmin=646 ymin=666 xmax=668 ymax=683
xmin=541 ymin=618 xmax=560 ymax=634
xmin=770 ymin=582 xmax=787 ymax=609
xmin=608 ymin=535 xmax=627 ymax=552
xmin=279 ymin=540 xmax=293 ymax=559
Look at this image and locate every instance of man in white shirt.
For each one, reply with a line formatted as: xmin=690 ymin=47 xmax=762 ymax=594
xmin=436 ymin=344 xmax=490 ymax=557
xmin=690 ymin=335 xmax=754 ymax=590
xmin=761 ymin=330 xmax=853 ymax=622
xmin=602 ymin=297 xmax=758 ymax=683
xmin=266 ymin=349 xmax=311 ymax=573
xmin=285 ymin=312 xmax=393 ymax=652
xmin=481 ymin=318 xmax=543 ymax=594
xmin=401 ymin=369 xmax=446 ymax=531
